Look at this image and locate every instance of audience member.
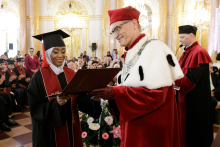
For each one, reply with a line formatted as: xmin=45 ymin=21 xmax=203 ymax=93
xmin=92 ymin=61 xmax=98 ymax=69
xmin=112 ymin=50 xmax=120 ymax=62
xmin=36 ymin=51 xmax=41 ymax=59
xmin=64 ymin=56 xmax=68 ymax=67
xmin=16 ymin=51 xmax=21 ymax=58
xmin=88 ymin=61 xmax=93 ymax=69
xmin=67 ymin=60 xmax=77 ymax=73
xmin=78 ymin=58 xmax=87 ymax=69
xmin=83 ymin=51 xmax=89 ymax=62
xmin=24 ymin=48 xmax=40 ymax=77
xmin=96 ymin=63 xmax=104 ymax=69
xmin=4 ymin=50 xmax=9 ymax=58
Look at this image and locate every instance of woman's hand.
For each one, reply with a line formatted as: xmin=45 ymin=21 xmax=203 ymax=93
xmin=56 ymin=95 xmax=72 ymax=106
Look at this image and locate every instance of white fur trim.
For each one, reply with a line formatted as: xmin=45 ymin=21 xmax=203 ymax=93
xmin=118 ymin=36 xmax=184 ymax=89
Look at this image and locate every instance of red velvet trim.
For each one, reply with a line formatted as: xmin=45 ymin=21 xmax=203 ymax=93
xmin=179 ymin=41 xmax=212 ymax=74
xmin=17 ymin=67 xmax=26 ymax=78
xmin=41 ymin=35 xmax=50 ymax=68
xmin=19 ymin=83 xmax=26 ymax=89
xmin=41 ymin=66 xmax=81 ymax=147
xmin=124 ymin=34 xmax=145 ymax=60
xmin=41 ymin=67 xmax=70 ymax=147
xmin=7 ymin=69 xmax=16 ymax=76
xmin=108 ymin=6 xmax=140 ymax=25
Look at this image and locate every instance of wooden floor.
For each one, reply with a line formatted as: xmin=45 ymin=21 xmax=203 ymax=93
xmin=0 ymin=108 xmax=219 ymax=147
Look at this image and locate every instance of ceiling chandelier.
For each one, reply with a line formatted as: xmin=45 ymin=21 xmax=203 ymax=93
xmin=188 ymin=0 xmax=211 ymax=31
xmin=123 ymin=0 xmax=149 ymax=33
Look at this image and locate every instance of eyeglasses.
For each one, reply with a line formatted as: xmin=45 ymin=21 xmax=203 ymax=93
xmin=110 ymin=21 xmax=130 ymax=36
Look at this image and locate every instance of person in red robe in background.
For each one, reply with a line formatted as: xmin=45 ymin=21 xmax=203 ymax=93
xmin=175 ymin=25 xmax=213 ymax=147
xmin=91 ymin=6 xmax=184 ymax=147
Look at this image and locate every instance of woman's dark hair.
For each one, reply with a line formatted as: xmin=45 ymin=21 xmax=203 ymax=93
xmin=36 ymin=51 xmax=40 ymax=58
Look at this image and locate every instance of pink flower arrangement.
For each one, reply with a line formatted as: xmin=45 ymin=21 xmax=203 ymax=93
xmin=80 ymin=119 xmax=82 ymax=122
xmin=82 ymin=132 xmax=87 ymax=138
xmin=79 ymin=113 xmax=84 ymax=118
xmin=104 ymin=116 xmax=113 ymax=125
xmin=102 ymin=133 xmax=109 ymax=140
xmin=87 ymin=117 xmax=94 ymax=125
xmin=110 ymin=126 xmax=121 ymax=139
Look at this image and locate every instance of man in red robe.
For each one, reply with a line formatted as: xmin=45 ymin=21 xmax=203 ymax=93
xmin=91 ymin=6 xmax=184 ymax=147
xmin=175 ymin=25 xmax=212 ymax=147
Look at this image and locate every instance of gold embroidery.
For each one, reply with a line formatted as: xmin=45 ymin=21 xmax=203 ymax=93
xmin=0 ymin=88 xmax=6 ymax=92
xmin=12 ymin=84 xmax=16 ymax=88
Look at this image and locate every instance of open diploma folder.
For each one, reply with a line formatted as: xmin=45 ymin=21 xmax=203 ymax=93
xmin=45 ymin=68 xmax=121 ymax=98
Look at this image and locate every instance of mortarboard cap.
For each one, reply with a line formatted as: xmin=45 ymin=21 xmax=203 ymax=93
xmin=7 ymin=60 xmax=14 ymax=65
xmin=32 ymin=29 xmax=69 ymax=51
xmin=17 ymin=58 xmax=23 ymax=62
xmin=108 ymin=6 xmax=140 ymax=25
xmin=179 ymin=25 xmax=197 ymax=35
xmin=0 ymin=59 xmax=4 ymax=64
xmin=32 ymin=29 xmax=70 ymax=67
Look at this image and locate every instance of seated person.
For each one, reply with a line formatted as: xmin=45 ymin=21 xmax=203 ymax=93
xmin=14 ymin=58 xmax=31 ymax=88
xmin=6 ymin=60 xmax=25 ymax=109
xmin=0 ymin=96 xmax=18 ymax=132
xmin=0 ymin=59 xmax=23 ymax=112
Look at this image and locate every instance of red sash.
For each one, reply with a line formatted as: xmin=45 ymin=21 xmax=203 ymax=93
xmin=7 ymin=69 xmax=16 ymax=76
xmin=0 ymin=70 xmax=11 ymax=93
xmin=41 ymin=66 xmax=78 ymax=147
xmin=17 ymin=67 xmax=26 ymax=78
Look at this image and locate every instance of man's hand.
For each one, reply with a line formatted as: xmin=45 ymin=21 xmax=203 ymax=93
xmin=56 ymin=95 xmax=72 ymax=106
xmin=211 ymin=91 xmax=215 ymax=97
xmin=91 ymin=86 xmax=114 ymax=100
xmin=91 ymin=96 xmax=101 ymax=102
xmin=1 ymin=75 xmax=5 ymax=81
xmin=9 ymin=75 xmax=17 ymax=82
xmin=25 ymin=78 xmax=30 ymax=83
xmin=18 ymin=75 xmax=25 ymax=80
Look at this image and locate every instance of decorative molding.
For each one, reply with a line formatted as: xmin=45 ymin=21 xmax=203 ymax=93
xmin=48 ymin=0 xmax=95 ymax=16
xmin=56 ymin=1 xmax=88 ymax=15
xmin=26 ymin=15 xmax=102 ymax=21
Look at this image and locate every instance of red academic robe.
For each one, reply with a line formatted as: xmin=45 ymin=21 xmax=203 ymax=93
xmin=175 ymin=42 xmax=212 ymax=147
xmin=112 ymin=34 xmax=180 ymax=147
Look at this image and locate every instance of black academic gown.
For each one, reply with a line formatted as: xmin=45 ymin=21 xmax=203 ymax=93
xmin=0 ymin=72 xmax=17 ymax=112
xmin=27 ymin=69 xmax=102 ymax=147
xmin=14 ymin=66 xmax=31 ymax=87
xmin=175 ymin=42 xmax=213 ymax=147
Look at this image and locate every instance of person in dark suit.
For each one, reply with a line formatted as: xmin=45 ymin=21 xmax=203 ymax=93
xmin=210 ymin=64 xmax=220 ymax=101
xmin=209 ymin=63 xmax=220 ymax=124
xmin=4 ymin=50 xmax=9 ymax=58
xmin=104 ymin=56 xmax=112 ymax=68
xmin=64 ymin=56 xmax=68 ymax=67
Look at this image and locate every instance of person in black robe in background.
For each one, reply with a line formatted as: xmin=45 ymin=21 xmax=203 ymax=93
xmin=175 ymin=25 xmax=213 ymax=147
xmin=14 ymin=57 xmax=31 ymax=96
xmin=28 ymin=30 xmax=102 ymax=147
xmin=6 ymin=60 xmax=26 ymax=109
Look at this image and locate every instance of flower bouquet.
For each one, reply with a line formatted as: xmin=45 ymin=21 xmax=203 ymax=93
xmin=79 ymin=100 xmax=121 ymax=147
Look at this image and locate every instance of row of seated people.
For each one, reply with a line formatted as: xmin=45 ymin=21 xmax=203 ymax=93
xmin=0 ymin=58 xmax=30 ymax=132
